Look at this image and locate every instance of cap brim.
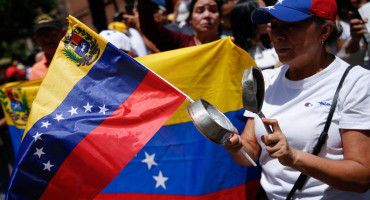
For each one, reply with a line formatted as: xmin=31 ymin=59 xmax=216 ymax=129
xmin=251 ymin=5 xmax=312 ymax=24
xmin=33 ymin=23 xmax=61 ymax=33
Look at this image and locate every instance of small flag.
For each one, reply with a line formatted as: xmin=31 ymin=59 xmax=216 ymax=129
xmin=0 ymin=79 xmax=42 ymax=156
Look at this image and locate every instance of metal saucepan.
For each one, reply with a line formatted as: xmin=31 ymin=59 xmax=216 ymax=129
xmin=187 ymin=99 xmax=257 ymax=166
xmin=242 ymin=66 xmax=272 ymax=134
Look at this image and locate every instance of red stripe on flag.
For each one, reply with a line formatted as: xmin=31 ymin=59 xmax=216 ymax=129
xmin=40 ymin=71 xmax=186 ymax=200
xmin=94 ymin=180 xmax=261 ymax=200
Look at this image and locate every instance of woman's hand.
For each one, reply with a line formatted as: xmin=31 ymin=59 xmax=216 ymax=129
xmin=349 ymin=11 xmax=368 ymax=42
xmin=224 ymin=128 xmax=243 ymax=152
xmin=344 ymin=11 xmax=368 ymax=54
xmin=123 ymin=8 xmax=140 ymax=30
xmin=230 ymin=36 xmax=235 ymax=43
xmin=261 ymin=118 xmax=298 ymax=167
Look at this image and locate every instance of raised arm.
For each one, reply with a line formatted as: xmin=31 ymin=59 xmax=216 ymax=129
xmin=137 ymin=0 xmax=190 ymax=51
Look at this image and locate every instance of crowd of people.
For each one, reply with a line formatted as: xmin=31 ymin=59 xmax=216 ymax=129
xmin=1 ymin=0 xmax=370 ymax=199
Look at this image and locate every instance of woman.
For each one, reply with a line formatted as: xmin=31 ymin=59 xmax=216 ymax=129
xmin=138 ymin=0 xmax=222 ymax=51
xmin=224 ymin=0 xmax=370 ymax=199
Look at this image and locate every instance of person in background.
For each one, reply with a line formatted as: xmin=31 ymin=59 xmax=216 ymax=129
xmin=5 ymin=66 xmax=28 ymax=82
xmin=231 ymin=0 xmax=279 ymax=69
xmin=113 ymin=11 xmax=160 ymax=55
xmin=4 ymin=60 xmax=28 ymax=82
xmin=220 ymin=0 xmax=235 ymax=38
xmin=99 ymin=30 xmax=136 ymax=57
xmin=176 ymin=1 xmax=195 ymax=35
xmin=165 ymin=1 xmax=195 ymax=35
xmin=326 ymin=0 xmax=351 ymax=55
xmin=153 ymin=3 xmax=170 ymax=26
xmin=138 ymin=0 xmax=222 ymax=51
xmin=337 ymin=0 xmax=370 ymax=69
xmin=30 ymin=14 xmax=65 ymax=80
xmin=224 ymin=0 xmax=370 ymax=199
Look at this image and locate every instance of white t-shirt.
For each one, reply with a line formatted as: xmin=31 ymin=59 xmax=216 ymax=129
xmin=244 ymin=57 xmax=370 ymax=199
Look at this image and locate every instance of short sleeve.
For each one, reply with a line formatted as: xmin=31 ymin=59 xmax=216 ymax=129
xmin=339 ymin=67 xmax=370 ymax=130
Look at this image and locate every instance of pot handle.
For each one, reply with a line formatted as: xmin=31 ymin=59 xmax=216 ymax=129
xmin=240 ymin=148 xmax=257 ymax=166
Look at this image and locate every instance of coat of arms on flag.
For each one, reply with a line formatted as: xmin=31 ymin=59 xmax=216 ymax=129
xmin=62 ymin=27 xmax=100 ymax=66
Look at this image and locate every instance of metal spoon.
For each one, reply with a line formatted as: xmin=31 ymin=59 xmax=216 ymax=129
xmin=242 ymin=66 xmax=273 ymax=134
xmin=187 ymin=99 xmax=257 ymax=166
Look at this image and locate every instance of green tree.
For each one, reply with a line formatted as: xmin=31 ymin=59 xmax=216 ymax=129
xmin=0 ymin=0 xmax=58 ymax=64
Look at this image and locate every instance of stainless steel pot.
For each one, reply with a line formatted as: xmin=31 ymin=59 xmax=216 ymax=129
xmin=186 ymin=99 xmax=233 ymax=145
xmin=186 ymin=98 xmax=257 ymax=166
xmin=242 ymin=66 xmax=272 ymax=134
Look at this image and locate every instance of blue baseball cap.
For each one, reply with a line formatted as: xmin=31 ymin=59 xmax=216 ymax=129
xmin=251 ymin=0 xmax=337 ymax=24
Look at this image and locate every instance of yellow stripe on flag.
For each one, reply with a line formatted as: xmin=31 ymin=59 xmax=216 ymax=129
xmin=137 ymin=37 xmax=256 ymax=125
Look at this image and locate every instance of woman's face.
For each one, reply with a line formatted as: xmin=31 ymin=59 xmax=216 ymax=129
xmin=270 ymin=18 xmax=323 ymax=66
xmin=190 ymin=0 xmax=220 ymax=35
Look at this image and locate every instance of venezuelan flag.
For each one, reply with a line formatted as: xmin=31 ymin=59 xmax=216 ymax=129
xmin=95 ymin=37 xmax=262 ymax=199
xmin=0 ymin=79 xmax=42 ymax=156
xmin=6 ymin=16 xmax=186 ymax=200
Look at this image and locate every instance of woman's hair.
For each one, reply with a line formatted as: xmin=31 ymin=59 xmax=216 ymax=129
xmin=188 ymin=0 xmax=223 ymax=35
xmin=231 ymin=0 xmax=259 ymax=51
xmin=312 ymin=16 xmax=343 ymax=45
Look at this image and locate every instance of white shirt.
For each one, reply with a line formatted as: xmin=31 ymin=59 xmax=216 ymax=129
xmin=245 ymin=57 xmax=370 ymax=199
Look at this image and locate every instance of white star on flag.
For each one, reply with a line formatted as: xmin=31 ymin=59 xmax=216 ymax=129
xmin=276 ymin=0 xmax=284 ymax=5
xmin=68 ymin=106 xmax=78 ymax=116
xmin=83 ymin=102 xmax=93 ymax=112
xmin=153 ymin=170 xmax=168 ymax=189
xmin=98 ymin=105 xmax=109 ymax=115
xmin=267 ymin=6 xmax=275 ymax=10
xmin=43 ymin=160 xmax=54 ymax=171
xmin=41 ymin=121 xmax=51 ymax=128
xmin=54 ymin=114 xmax=64 ymax=122
xmin=33 ymin=132 xmax=43 ymax=142
xmin=34 ymin=147 xmax=46 ymax=158
xmin=141 ymin=152 xmax=158 ymax=170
